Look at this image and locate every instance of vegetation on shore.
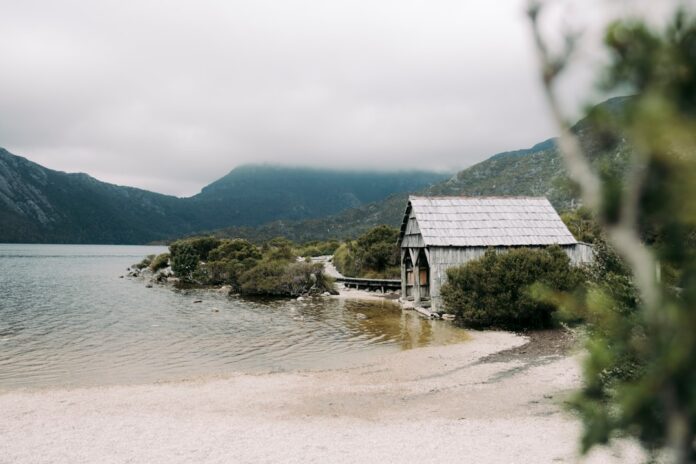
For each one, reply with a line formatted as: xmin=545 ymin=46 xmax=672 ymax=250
xmin=164 ymin=236 xmax=336 ymax=297
xmin=441 ymin=245 xmax=585 ymax=330
xmin=133 ymin=223 xmax=401 ymax=297
xmin=333 ymin=225 xmax=400 ymax=279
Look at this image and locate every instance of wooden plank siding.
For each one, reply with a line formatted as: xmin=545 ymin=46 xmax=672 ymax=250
xmin=397 ymin=196 xmax=595 ymax=312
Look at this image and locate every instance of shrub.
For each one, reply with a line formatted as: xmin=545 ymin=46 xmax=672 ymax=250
xmin=239 ymin=261 xmax=334 ymax=296
xmin=356 ymin=225 xmax=400 ymax=271
xmin=441 ymin=245 xmax=584 ymax=330
xmin=333 ymin=242 xmax=359 ymax=276
xmin=561 ymin=207 xmax=602 ymax=244
xmin=333 ymin=225 xmax=400 ymax=278
xmin=295 ymin=240 xmax=340 ymax=257
xmin=261 ymin=237 xmax=295 ymax=262
xmin=149 ymin=253 xmax=170 ymax=272
xmin=170 ymin=243 xmax=200 ymax=281
xmin=133 ymin=254 xmax=155 ymax=270
xmin=208 ymin=239 xmax=261 ymax=262
xmin=169 ymin=236 xmax=221 ymax=262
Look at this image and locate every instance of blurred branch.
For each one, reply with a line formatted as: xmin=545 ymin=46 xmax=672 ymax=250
xmin=527 ymin=1 xmax=660 ymax=311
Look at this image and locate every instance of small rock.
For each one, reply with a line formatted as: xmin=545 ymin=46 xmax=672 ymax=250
xmin=296 ymin=296 xmax=305 ymax=301
xmin=441 ymin=314 xmax=456 ymax=320
xmin=145 ymin=284 xmax=153 ymax=288
xmin=119 ymin=275 xmax=124 ymax=279
xmin=355 ymin=313 xmax=367 ymax=320
xmin=321 ymin=292 xmax=331 ymax=297
xmin=212 ymin=308 xmax=219 ymax=313
xmin=193 ymin=300 xmax=203 ymax=304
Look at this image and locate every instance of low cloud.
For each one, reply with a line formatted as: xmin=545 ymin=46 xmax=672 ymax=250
xmin=0 ymin=0 xmax=675 ymax=196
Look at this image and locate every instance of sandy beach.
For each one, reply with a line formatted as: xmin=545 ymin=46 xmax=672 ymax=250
xmin=0 ymin=329 xmax=646 ymax=464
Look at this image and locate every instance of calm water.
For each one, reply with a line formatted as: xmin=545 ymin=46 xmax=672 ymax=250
xmin=0 ymin=244 xmax=468 ymax=390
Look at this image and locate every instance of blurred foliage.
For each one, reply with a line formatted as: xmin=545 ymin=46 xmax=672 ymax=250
xmin=441 ymin=246 xmax=584 ymax=330
xmin=333 ymin=225 xmax=400 ymax=279
xmin=549 ymin=9 xmax=696 ymax=460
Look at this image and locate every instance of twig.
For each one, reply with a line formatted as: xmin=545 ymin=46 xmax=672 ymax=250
xmin=526 ymin=1 xmax=660 ymax=311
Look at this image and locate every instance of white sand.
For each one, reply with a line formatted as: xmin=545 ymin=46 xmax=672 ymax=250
xmin=0 ymin=330 xmax=646 ymax=464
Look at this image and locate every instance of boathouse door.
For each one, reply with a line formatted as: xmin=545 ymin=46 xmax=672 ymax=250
xmin=417 ymin=249 xmax=430 ymax=299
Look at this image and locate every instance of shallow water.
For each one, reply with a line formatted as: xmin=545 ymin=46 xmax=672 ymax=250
xmin=0 ymin=244 xmax=468 ymax=390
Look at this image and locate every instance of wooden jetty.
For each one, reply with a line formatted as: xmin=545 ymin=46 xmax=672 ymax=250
xmin=335 ymin=276 xmax=401 ymax=293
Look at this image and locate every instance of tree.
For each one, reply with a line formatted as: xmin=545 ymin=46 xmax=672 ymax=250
xmin=170 ymin=242 xmax=199 ymax=281
xmin=529 ymin=4 xmax=696 ymax=461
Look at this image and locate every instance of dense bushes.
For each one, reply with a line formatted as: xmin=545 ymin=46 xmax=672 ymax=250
xmin=294 ymin=240 xmax=340 ymax=258
xmin=333 ymin=225 xmax=400 ymax=279
xmin=149 ymin=253 xmax=170 ymax=272
xmin=166 ymin=235 xmax=334 ymax=296
xmin=133 ymin=254 xmax=156 ymax=270
xmin=239 ymin=262 xmax=332 ymax=296
xmin=441 ymin=245 xmax=585 ymax=330
xmin=171 ymin=243 xmax=200 ymax=280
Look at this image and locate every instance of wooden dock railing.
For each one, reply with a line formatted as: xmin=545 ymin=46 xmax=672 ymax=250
xmin=335 ymin=277 xmax=401 ymax=293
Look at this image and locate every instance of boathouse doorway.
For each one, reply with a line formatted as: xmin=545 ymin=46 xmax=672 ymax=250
xmin=404 ymin=249 xmax=430 ymax=301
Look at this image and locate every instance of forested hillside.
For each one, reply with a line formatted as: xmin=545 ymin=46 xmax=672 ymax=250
xmin=213 ymin=97 xmax=631 ymax=242
xmin=0 ymin=150 xmax=446 ymax=244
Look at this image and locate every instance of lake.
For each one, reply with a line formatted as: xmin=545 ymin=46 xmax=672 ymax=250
xmin=0 ymin=244 xmax=468 ymax=390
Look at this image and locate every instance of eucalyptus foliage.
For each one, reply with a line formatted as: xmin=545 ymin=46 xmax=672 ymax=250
xmin=531 ymin=6 xmax=696 ymax=460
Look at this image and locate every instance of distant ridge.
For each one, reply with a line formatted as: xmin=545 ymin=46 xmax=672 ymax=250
xmin=0 ymin=150 xmax=447 ymax=244
xmin=211 ymin=96 xmax=633 ymax=243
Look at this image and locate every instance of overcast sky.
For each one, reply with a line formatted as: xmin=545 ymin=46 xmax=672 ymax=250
xmin=0 ymin=0 xmax=678 ymax=196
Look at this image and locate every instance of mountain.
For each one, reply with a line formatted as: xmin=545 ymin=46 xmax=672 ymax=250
xmin=212 ymin=97 xmax=632 ymax=243
xmin=0 ymin=151 xmax=448 ymax=244
xmin=185 ymin=165 xmax=448 ymax=229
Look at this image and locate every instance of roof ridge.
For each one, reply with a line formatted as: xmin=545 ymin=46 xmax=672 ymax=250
xmin=408 ymin=195 xmax=550 ymax=200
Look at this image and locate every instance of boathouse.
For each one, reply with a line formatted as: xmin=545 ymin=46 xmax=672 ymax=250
xmin=397 ymin=196 xmax=593 ymax=311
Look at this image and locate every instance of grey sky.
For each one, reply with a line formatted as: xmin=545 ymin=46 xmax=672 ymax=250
xmin=0 ymin=0 xmax=677 ymax=196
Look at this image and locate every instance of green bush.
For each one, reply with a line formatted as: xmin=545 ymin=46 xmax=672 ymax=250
xmin=169 ymin=236 xmax=221 ymax=262
xmin=333 ymin=225 xmax=400 ymax=278
xmin=162 ymin=235 xmax=335 ymax=296
xmin=561 ymin=207 xmax=602 ymax=244
xmin=195 ymin=239 xmax=264 ymax=288
xmin=295 ymin=240 xmax=340 ymax=257
xmin=239 ymin=261 xmax=334 ymax=296
xmin=441 ymin=245 xmax=584 ymax=330
xmin=333 ymin=242 xmax=359 ymax=276
xmin=133 ymin=254 xmax=155 ymax=270
xmin=149 ymin=253 xmax=170 ymax=272
xmin=170 ymin=243 xmax=200 ymax=281
xmin=261 ymin=237 xmax=295 ymax=262
xmin=356 ymin=225 xmax=400 ymax=271
xmin=208 ymin=239 xmax=261 ymax=262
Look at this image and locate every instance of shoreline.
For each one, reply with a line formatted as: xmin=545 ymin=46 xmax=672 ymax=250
xmin=0 ymin=329 xmax=646 ymax=463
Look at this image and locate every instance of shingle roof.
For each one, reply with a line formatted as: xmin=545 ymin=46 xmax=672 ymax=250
xmin=400 ymin=196 xmax=577 ymax=247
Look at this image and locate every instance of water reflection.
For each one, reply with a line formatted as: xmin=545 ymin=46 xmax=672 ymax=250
xmin=0 ymin=244 xmax=469 ymax=390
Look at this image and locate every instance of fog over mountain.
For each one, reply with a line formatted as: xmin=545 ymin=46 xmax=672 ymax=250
xmin=0 ymin=0 xmax=674 ymax=196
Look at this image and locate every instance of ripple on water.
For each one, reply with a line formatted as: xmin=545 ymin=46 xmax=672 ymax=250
xmin=0 ymin=244 xmax=469 ymax=390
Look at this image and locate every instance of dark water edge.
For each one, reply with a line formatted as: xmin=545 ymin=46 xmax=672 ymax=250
xmin=0 ymin=244 xmax=468 ymax=391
